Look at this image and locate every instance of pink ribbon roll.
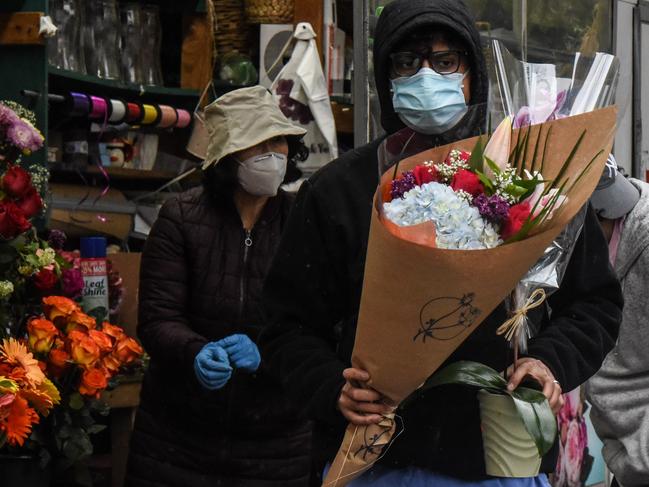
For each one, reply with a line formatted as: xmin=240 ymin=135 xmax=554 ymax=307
xmin=176 ymin=109 xmax=191 ymax=128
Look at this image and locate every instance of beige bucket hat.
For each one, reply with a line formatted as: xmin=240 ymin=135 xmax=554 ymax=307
xmin=201 ymin=85 xmax=307 ymax=170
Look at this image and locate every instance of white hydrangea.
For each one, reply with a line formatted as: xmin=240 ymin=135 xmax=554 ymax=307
xmin=37 ymin=247 xmax=56 ymax=267
xmin=383 ymin=182 xmax=502 ymax=250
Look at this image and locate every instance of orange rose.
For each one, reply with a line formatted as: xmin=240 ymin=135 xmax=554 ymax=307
xmin=100 ymin=322 xmax=125 ymax=343
xmin=27 ymin=318 xmax=58 ymax=354
xmin=78 ymin=368 xmax=108 ymax=397
xmin=88 ymin=330 xmax=112 ymax=354
xmin=114 ymin=337 xmax=144 ymax=366
xmin=42 ymin=296 xmax=79 ymax=325
xmin=65 ymin=310 xmax=96 ymax=333
xmin=68 ymin=331 xmax=100 ymax=368
xmin=48 ymin=348 xmax=70 ymax=378
xmin=102 ymin=353 xmax=122 ymax=375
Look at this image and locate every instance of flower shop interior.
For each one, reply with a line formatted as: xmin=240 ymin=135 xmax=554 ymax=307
xmin=0 ymin=0 xmax=647 ymax=487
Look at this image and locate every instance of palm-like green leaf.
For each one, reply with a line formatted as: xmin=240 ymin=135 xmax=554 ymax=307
xmin=419 ymin=361 xmax=558 ymax=457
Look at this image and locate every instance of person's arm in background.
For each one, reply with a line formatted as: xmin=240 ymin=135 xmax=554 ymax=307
xmin=523 ymin=206 xmax=623 ymax=391
xmin=260 ymin=179 xmax=350 ymax=427
xmin=137 ymin=198 xmax=209 ymax=376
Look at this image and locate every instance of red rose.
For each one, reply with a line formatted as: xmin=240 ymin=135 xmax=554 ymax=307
xmin=451 ymin=169 xmax=485 ymax=197
xmin=16 ymin=186 xmax=42 ymax=219
xmin=6 ymin=201 xmax=31 ymax=233
xmin=501 ymin=202 xmax=531 ymax=240
xmin=0 ymin=201 xmax=30 ymax=239
xmin=2 ymin=165 xmax=32 ymax=198
xmin=33 ymin=267 xmax=58 ymax=291
xmin=413 ymin=164 xmax=438 ymax=186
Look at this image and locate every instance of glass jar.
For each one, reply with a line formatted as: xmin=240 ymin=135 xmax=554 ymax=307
xmin=48 ymin=0 xmax=86 ymax=73
xmin=141 ymin=5 xmax=164 ymax=86
xmin=84 ymin=0 xmax=122 ymax=79
xmin=120 ymin=3 xmax=145 ymax=84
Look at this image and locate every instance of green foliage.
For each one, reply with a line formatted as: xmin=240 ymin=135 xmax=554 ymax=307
xmin=421 ymin=360 xmax=557 ymax=456
xmin=468 ymin=137 xmax=486 ymax=173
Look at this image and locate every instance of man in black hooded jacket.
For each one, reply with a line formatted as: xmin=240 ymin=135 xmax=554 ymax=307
xmin=260 ymin=0 xmax=622 ymax=483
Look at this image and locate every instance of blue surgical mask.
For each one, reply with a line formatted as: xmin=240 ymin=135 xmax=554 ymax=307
xmin=391 ymin=68 xmax=469 ymax=134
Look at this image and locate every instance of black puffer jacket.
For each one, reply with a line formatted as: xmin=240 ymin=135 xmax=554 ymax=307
xmin=259 ymin=0 xmax=623 ymax=482
xmin=125 ymin=187 xmax=311 ymax=487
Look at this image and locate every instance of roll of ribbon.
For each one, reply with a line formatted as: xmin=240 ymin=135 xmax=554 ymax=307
xmin=109 ymin=100 xmax=127 ymax=123
xmin=89 ymin=96 xmax=109 ymax=119
xmin=70 ymin=92 xmax=91 ymax=117
xmin=176 ymin=109 xmax=191 ymax=128
xmin=157 ymin=105 xmax=178 ymax=128
xmin=126 ymin=102 xmax=143 ymax=123
xmin=141 ymin=104 xmax=160 ymax=125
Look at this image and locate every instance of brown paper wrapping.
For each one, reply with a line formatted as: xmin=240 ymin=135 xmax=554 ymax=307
xmin=322 ymin=107 xmax=617 ymax=487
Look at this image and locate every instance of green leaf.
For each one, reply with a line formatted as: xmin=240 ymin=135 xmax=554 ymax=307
xmin=86 ymin=424 xmax=107 ymax=435
xmin=510 ymin=388 xmax=557 ymax=456
xmin=476 ymin=171 xmax=495 ymax=192
xmin=424 ymin=361 xmax=508 ymax=391
xmin=0 ymin=245 xmax=18 ymax=265
xmin=69 ymin=393 xmax=85 ymax=411
xmin=62 ymin=432 xmax=94 ymax=462
xmin=484 ymin=156 xmax=501 ymax=176
xmin=469 ymin=137 xmax=486 ymax=172
xmin=504 ymin=184 xmax=529 ymax=199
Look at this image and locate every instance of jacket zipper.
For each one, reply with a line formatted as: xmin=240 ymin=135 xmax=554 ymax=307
xmin=238 ymin=229 xmax=253 ymax=320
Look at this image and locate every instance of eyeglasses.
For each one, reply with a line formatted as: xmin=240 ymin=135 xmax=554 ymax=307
xmin=389 ymin=49 xmax=468 ymax=77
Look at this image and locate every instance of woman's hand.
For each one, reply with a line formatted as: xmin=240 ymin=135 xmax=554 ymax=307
xmin=337 ymin=368 xmax=393 ymax=425
xmin=506 ymin=357 xmax=564 ymax=413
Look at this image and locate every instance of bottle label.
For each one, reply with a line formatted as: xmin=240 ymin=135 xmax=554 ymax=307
xmin=80 ymin=258 xmax=109 ymax=323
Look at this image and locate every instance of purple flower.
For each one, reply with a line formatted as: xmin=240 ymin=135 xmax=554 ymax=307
xmin=48 ymin=229 xmax=67 ymax=250
xmin=390 ymin=170 xmax=417 ymax=200
xmin=473 ymin=194 xmax=510 ymax=224
xmin=62 ymin=268 xmax=84 ymax=298
xmin=6 ymin=119 xmax=43 ymax=152
xmin=0 ymin=103 xmax=20 ymax=127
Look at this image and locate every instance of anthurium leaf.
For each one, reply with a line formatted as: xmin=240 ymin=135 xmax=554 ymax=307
xmin=509 ymin=385 xmax=546 ymax=404
xmin=0 ymin=245 xmax=18 ymax=265
xmin=510 ymin=388 xmax=557 ymax=456
xmin=425 ymin=361 xmax=508 ymax=391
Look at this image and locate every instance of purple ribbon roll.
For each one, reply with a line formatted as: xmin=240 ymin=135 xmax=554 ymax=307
xmin=70 ymin=92 xmax=91 ymax=117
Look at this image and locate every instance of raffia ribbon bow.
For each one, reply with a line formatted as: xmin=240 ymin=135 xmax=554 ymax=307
xmin=496 ymin=288 xmax=547 ymax=342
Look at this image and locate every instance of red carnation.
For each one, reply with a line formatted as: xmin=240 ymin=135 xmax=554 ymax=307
xmin=33 ymin=267 xmax=58 ymax=292
xmin=16 ymin=186 xmax=43 ymax=219
xmin=501 ymin=202 xmax=531 ymax=240
xmin=2 ymin=165 xmax=32 ymax=198
xmin=451 ymin=169 xmax=485 ymax=197
xmin=413 ymin=164 xmax=438 ymax=186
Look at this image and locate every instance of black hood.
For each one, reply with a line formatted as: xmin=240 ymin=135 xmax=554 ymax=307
xmin=374 ymin=0 xmax=489 ymax=142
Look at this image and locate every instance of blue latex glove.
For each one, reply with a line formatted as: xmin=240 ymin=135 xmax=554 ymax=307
xmin=216 ymin=334 xmax=261 ymax=373
xmin=193 ymin=342 xmax=232 ymax=390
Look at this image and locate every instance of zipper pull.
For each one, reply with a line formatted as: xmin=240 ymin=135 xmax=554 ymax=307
xmin=244 ymin=230 xmax=253 ymax=247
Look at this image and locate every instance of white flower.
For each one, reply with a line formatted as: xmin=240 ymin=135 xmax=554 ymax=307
xmin=383 ymin=182 xmax=503 ymax=249
xmin=0 ymin=280 xmax=14 ymax=299
xmin=36 ymin=248 xmax=56 ymax=268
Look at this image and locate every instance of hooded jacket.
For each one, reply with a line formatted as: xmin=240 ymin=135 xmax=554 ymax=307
xmin=260 ymin=0 xmax=622 ymax=480
xmin=587 ymin=179 xmax=649 ymax=486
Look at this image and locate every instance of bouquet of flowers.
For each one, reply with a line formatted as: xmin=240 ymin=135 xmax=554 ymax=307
xmin=1 ymin=295 xmax=144 ymax=470
xmin=323 ymin=42 xmax=620 ymax=486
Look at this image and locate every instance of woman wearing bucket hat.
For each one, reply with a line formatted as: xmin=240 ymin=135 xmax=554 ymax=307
xmin=125 ymin=86 xmax=311 ymax=487
xmin=586 ymin=156 xmax=649 ymax=487
xmin=259 ymin=0 xmax=622 ymax=485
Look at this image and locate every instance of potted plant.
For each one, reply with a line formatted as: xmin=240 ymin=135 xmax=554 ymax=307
xmin=423 ymin=360 xmax=557 ymax=477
